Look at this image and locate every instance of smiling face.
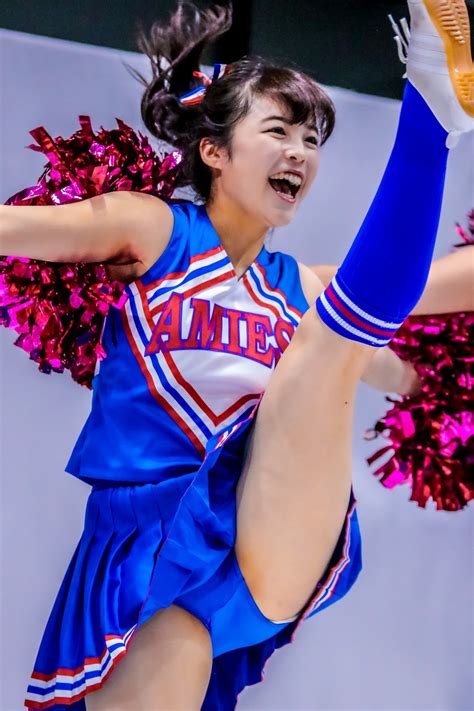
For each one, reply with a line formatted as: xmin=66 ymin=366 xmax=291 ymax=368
xmin=200 ymin=93 xmax=321 ymax=229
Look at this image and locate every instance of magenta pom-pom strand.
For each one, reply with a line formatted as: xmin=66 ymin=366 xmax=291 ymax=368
xmin=0 ymin=116 xmax=181 ymax=388
xmin=366 ymin=211 xmax=474 ymax=511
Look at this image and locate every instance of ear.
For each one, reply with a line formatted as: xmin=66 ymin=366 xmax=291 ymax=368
xmin=199 ymin=137 xmax=229 ymax=171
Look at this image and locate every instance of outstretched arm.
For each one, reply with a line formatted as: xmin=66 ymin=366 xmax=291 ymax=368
xmin=0 ymin=191 xmax=173 ymax=272
xmin=311 ymin=245 xmax=474 ymax=315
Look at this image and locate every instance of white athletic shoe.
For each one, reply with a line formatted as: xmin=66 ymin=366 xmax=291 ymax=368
xmin=390 ymin=0 xmax=474 ymax=147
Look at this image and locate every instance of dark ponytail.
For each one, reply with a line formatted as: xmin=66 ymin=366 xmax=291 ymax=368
xmin=131 ymin=0 xmax=335 ymax=202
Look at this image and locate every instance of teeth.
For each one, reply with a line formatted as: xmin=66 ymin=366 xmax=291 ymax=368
xmin=269 ymin=172 xmax=302 ymax=187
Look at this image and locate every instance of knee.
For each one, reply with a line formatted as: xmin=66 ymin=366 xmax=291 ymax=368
xmin=140 ymin=604 xmax=212 ymax=654
xmin=86 ymin=606 xmax=213 ymax=710
xmin=164 ymin=604 xmax=212 ymax=643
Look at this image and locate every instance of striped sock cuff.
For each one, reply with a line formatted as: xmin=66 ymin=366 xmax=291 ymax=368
xmin=315 ymin=275 xmax=404 ymax=348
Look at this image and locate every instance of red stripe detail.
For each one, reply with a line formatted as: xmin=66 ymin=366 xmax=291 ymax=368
xmin=327 ymin=283 xmax=394 ymax=338
xmin=137 ymin=279 xmax=155 ymax=323
xmin=144 ymin=246 xmax=224 ymax=291
xmin=241 ymin=274 xmax=281 ymax=320
xmin=139 ymin=277 xmax=260 ymax=426
xmin=121 ymin=307 xmax=205 ymax=456
xmin=150 ymin=268 xmax=234 ymax=317
xmin=189 ymin=245 xmax=223 ymax=265
xmin=25 ymin=656 xmax=128 ymax=708
xmin=181 ymin=93 xmax=205 ymax=105
xmin=163 ymin=349 xmax=259 ymax=426
xmin=254 ymin=262 xmax=303 ymax=318
xmin=310 ymin=509 xmax=354 ymax=609
xmin=29 ymin=633 xmax=125 ymax=678
xmin=25 ymin=636 xmax=132 ymax=708
xmin=289 ymin=497 xmax=357 ymax=645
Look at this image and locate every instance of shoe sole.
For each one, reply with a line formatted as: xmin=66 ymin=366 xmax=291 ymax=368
xmin=423 ymin=0 xmax=474 ymax=116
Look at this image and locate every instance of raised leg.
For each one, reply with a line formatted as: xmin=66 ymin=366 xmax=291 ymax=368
xmin=86 ymin=605 xmax=213 ymax=711
xmin=235 ymin=312 xmax=372 ymax=622
xmin=234 ymin=0 xmax=474 ymax=622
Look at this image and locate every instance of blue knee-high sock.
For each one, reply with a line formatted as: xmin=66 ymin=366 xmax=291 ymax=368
xmin=316 ymin=81 xmax=449 ymax=347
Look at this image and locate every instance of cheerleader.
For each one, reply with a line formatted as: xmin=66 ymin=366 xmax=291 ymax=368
xmin=1 ymin=0 xmax=472 ymax=708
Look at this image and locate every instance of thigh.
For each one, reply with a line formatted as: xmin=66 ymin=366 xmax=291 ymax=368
xmin=86 ymin=605 xmax=213 ymax=711
xmin=235 ymin=310 xmax=372 ymax=622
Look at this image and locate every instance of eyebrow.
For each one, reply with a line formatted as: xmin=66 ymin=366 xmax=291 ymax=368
xmin=261 ymin=115 xmax=317 ymax=132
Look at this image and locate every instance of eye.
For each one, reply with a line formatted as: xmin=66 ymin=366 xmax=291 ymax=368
xmin=306 ymin=136 xmax=318 ymax=145
xmin=267 ymin=126 xmax=286 ymax=135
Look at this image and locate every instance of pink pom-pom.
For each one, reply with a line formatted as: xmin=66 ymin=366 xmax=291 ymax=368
xmin=1 ymin=116 xmax=182 ymax=388
xmin=366 ymin=212 xmax=474 ymax=512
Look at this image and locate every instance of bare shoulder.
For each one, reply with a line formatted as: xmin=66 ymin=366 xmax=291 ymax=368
xmin=111 ymin=191 xmax=174 ymax=280
xmin=297 ymin=261 xmax=325 ymax=304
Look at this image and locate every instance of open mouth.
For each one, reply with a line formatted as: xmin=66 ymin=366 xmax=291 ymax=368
xmin=268 ymin=172 xmax=303 ymax=202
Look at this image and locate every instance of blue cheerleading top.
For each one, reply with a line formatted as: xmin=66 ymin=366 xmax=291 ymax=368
xmin=66 ymin=201 xmax=309 ymax=485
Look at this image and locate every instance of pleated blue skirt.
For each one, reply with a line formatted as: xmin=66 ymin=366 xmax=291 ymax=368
xmin=24 ymin=402 xmax=362 ymax=710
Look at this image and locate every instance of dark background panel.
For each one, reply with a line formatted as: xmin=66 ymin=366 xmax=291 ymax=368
xmin=249 ymin=0 xmax=411 ymax=97
xmin=1 ymin=0 xmax=473 ymax=99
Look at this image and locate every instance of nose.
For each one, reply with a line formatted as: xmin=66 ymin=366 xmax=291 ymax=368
xmin=283 ymin=140 xmax=306 ymax=163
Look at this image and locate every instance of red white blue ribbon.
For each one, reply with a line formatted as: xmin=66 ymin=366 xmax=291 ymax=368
xmin=179 ymin=63 xmax=229 ymax=105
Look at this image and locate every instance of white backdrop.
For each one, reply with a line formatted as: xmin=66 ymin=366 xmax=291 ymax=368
xmin=1 ymin=27 xmax=473 ymax=711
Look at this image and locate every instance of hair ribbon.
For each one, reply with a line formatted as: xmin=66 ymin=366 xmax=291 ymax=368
xmin=179 ymin=63 xmax=230 ymax=105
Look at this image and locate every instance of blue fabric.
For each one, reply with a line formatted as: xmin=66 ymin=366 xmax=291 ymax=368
xmin=24 ymin=406 xmax=362 ymax=709
xmin=66 ymin=201 xmax=309 ymax=485
xmin=316 ymin=82 xmax=449 ymax=346
xmin=25 ymin=201 xmax=362 ymax=709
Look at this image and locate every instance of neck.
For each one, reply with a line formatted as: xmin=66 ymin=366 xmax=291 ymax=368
xmin=205 ymin=193 xmax=268 ymax=278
